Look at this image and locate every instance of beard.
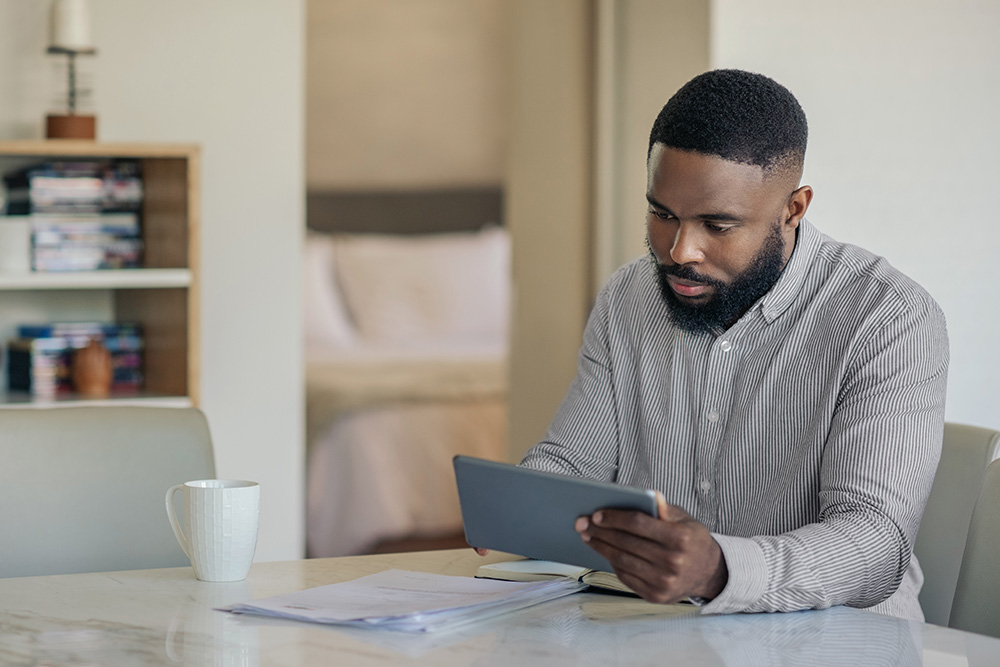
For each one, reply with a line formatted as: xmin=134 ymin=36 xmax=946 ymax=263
xmin=648 ymin=223 xmax=787 ymax=335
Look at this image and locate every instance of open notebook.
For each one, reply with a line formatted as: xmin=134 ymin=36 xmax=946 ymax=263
xmin=477 ymin=558 xmax=700 ymax=604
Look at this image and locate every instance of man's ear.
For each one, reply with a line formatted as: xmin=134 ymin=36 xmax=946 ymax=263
xmin=784 ymin=185 xmax=813 ymax=229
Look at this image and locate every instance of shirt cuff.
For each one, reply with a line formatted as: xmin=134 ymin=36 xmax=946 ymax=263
xmin=698 ymin=533 xmax=768 ymax=615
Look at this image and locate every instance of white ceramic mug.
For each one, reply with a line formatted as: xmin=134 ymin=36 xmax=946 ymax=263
xmin=166 ymin=479 xmax=260 ymax=582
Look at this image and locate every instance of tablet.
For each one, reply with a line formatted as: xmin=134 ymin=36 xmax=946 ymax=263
xmin=453 ymin=455 xmax=658 ymax=573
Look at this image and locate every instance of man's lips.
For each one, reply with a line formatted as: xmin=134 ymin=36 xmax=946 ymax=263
xmin=665 ymin=275 xmax=711 ymax=298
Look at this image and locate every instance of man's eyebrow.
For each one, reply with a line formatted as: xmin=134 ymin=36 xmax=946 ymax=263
xmin=646 ymin=194 xmax=743 ymax=222
xmin=699 ymin=212 xmax=743 ymax=223
xmin=645 ymin=194 xmax=673 ymax=214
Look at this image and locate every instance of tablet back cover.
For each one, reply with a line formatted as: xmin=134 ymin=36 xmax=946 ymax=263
xmin=454 ymin=455 xmax=657 ymax=572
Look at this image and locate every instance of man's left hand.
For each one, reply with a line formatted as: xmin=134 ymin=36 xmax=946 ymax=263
xmin=574 ymin=493 xmax=728 ymax=604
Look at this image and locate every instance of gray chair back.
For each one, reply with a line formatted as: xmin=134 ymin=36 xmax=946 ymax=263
xmin=913 ymin=422 xmax=1000 ymax=625
xmin=950 ymin=457 xmax=1000 ymax=638
xmin=0 ymin=407 xmax=215 ymax=578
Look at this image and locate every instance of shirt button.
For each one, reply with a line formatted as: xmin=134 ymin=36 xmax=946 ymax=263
xmin=720 ymin=340 xmax=733 ymax=352
xmin=699 ymin=479 xmax=712 ymax=493
xmin=707 ymin=409 xmax=719 ymax=423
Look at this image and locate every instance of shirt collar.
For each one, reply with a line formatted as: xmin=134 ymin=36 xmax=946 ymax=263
xmin=758 ymin=218 xmax=821 ymax=324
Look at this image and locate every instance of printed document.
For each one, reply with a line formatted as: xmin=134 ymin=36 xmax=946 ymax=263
xmin=227 ymin=569 xmax=584 ymax=633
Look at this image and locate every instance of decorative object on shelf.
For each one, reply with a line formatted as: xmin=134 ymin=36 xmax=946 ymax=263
xmin=46 ymin=0 xmax=97 ymax=140
xmin=72 ymin=337 xmax=112 ymax=397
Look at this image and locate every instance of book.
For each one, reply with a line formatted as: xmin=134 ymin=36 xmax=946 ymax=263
xmin=476 ymin=559 xmax=636 ymax=595
xmin=32 ymin=238 xmax=143 ymax=271
xmin=476 ymin=559 xmax=700 ymax=604
xmin=26 ymin=212 xmax=143 ymax=272
xmin=17 ymin=322 xmax=142 ymax=339
xmin=31 ymin=212 xmax=141 ymax=237
xmin=4 ymin=160 xmax=142 ymax=215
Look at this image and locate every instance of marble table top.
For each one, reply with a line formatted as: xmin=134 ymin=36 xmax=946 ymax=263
xmin=2 ymin=549 xmax=998 ymax=666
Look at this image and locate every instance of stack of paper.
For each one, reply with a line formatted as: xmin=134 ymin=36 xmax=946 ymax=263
xmin=227 ymin=569 xmax=585 ymax=633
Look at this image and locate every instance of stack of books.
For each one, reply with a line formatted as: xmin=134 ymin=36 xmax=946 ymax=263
xmin=30 ymin=212 xmax=141 ymax=271
xmin=3 ymin=161 xmax=144 ymax=272
xmin=6 ymin=322 xmax=144 ymax=397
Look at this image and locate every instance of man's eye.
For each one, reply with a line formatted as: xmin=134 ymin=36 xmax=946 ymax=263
xmin=649 ymin=209 xmax=674 ymax=220
xmin=706 ymin=223 xmax=732 ymax=233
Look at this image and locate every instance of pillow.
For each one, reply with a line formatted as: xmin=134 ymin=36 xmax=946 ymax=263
xmin=332 ymin=226 xmax=510 ymax=346
xmin=303 ymin=233 xmax=358 ymax=349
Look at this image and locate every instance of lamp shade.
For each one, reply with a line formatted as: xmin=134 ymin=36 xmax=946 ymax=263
xmin=49 ymin=0 xmax=95 ymax=53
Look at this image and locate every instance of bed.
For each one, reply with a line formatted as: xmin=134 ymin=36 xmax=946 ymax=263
xmin=304 ymin=188 xmax=509 ymax=557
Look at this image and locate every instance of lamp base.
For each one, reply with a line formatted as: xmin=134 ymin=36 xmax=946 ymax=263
xmin=46 ymin=114 xmax=96 ymax=140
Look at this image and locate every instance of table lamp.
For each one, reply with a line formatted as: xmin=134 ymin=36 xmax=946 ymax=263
xmin=46 ymin=0 xmax=97 ymax=140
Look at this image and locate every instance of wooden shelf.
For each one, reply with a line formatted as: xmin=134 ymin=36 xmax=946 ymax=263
xmin=0 ymin=390 xmax=192 ymax=409
xmin=0 ymin=140 xmax=199 ymax=159
xmin=0 ymin=141 xmax=201 ymax=407
xmin=0 ymin=269 xmax=192 ymax=291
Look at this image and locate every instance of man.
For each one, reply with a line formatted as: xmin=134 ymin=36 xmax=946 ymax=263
xmin=517 ymin=69 xmax=948 ymax=620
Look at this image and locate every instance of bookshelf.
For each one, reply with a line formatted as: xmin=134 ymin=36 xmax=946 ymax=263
xmin=0 ymin=141 xmax=200 ymax=408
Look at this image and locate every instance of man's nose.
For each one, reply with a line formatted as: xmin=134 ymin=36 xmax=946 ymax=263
xmin=670 ymin=223 xmax=705 ymax=265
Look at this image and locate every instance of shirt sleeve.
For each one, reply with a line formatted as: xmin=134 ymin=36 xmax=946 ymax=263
xmin=701 ymin=295 xmax=949 ymax=616
xmin=520 ymin=284 xmax=620 ymax=482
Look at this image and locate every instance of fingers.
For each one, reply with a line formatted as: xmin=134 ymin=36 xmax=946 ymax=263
xmin=583 ymin=508 xmax=694 ymax=551
xmin=582 ymin=529 xmax=689 ymax=604
xmin=576 ymin=507 xmax=728 ymax=602
xmin=576 ymin=512 xmax=679 ymax=593
xmin=578 ymin=513 xmax=666 ymax=558
xmin=473 ymin=547 xmax=490 ymax=556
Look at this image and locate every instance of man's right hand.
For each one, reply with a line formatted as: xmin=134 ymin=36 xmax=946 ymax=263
xmin=575 ymin=492 xmax=728 ymax=603
xmin=473 ymin=547 xmax=490 ymax=556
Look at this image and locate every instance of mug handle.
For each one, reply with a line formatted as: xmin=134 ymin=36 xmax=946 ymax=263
xmin=165 ymin=484 xmax=191 ymax=559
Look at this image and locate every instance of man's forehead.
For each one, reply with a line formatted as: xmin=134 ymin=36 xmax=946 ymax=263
xmin=649 ymin=146 xmax=763 ymax=196
xmin=647 ymin=144 xmax=794 ymax=210
xmin=648 ymin=144 xmax=766 ymax=178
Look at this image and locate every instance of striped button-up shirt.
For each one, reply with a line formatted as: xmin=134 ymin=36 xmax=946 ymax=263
xmin=521 ymin=220 xmax=949 ymax=621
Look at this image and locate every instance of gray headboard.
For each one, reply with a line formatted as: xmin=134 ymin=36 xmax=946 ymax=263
xmin=306 ymin=187 xmax=504 ymax=235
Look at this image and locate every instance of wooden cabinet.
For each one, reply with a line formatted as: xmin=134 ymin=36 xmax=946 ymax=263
xmin=0 ymin=141 xmax=200 ymax=407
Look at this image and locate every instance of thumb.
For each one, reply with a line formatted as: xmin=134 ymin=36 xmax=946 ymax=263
xmin=655 ymin=490 xmax=668 ymax=519
xmin=655 ymin=491 xmax=691 ymax=522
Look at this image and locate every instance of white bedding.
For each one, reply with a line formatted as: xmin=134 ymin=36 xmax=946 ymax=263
xmin=306 ymin=397 xmax=506 ymax=557
xmin=304 ymin=227 xmax=510 ymax=557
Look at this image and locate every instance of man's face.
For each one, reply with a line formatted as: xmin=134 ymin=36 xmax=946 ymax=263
xmin=645 ymin=144 xmax=803 ymax=333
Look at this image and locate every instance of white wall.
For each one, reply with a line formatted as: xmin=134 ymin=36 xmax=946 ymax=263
xmin=0 ymin=0 xmax=306 ymax=561
xmin=712 ymin=0 xmax=1000 ymax=430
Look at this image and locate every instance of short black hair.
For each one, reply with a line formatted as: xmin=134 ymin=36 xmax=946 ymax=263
xmin=648 ymin=69 xmax=807 ymax=175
